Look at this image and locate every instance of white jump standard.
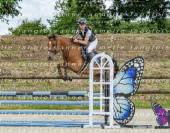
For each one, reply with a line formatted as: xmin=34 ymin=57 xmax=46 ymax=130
xmin=84 ymin=52 xmax=118 ymax=128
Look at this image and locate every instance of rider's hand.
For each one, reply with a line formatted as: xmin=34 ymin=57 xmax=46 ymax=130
xmin=73 ymin=39 xmax=79 ymax=43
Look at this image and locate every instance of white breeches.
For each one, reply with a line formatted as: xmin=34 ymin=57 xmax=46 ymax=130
xmin=87 ymin=39 xmax=98 ymax=53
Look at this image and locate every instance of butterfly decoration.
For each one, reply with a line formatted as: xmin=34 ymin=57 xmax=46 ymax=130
xmin=151 ymin=102 xmax=169 ymax=126
xmin=112 ymin=56 xmax=144 ymax=125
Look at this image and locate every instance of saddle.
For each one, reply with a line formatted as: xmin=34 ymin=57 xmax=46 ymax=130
xmin=78 ymin=46 xmax=97 ymax=74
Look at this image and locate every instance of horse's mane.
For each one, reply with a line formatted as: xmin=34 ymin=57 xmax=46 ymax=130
xmin=48 ymin=34 xmax=79 ymax=47
xmin=57 ymin=36 xmax=79 ymax=47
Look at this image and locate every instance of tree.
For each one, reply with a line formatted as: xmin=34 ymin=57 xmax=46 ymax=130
xmin=49 ymin=0 xmax=78 ymax=34
xmin=9 ymin=19 xmax=49 ymax=35
xmin=49 ymin=0 xmax=110 ymax=34
xmin=147 ymin=0 xmax=170 ymax=29
xmin=109 ymin=0 xmax=170 ymax=29
xmin=0 ymin=0 xmax=22 ymax=22
xmin=75 ymin=0 xmax=110 ymax=33
xmin=109 ymin=0 xmax=170 ymax=21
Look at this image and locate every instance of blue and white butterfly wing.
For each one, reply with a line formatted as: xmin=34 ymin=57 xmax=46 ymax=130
xmin=113 ymin=56 xmax=144 ymax=96
xmin=113 ymin=68 xmax=136 ymax=95
xmin=112 ymin=57 xmax=144 ymax=125
xmin=113 ymin=96 xmax=135 ymax=125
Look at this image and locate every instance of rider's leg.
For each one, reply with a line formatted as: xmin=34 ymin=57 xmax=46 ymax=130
xmin=87 ymin=39 xmax=98 ymax=53
xmin=87 ymin=39 xmax=98 ymax=61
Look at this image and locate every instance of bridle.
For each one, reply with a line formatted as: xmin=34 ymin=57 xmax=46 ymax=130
xmin=48 ymin=49 xmax=57 ymax=54
xmin=48 ymin=40 xmax=58 ymax=54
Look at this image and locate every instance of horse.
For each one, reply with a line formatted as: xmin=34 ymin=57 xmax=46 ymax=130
xmin=47 ymin=34 xmax=118 ymax=80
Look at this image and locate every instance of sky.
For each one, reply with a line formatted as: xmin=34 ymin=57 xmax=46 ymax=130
xmin=0 ymin=0 xmax=112 ymax=35
xmin=0 ymin=0 xmax=56 ymax=35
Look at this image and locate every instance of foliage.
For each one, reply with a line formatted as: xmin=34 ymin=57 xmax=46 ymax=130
xmin=4 ymin=0 xmax=170 ymax=34
xmin=0 ymin=0 xmax=22 ymax=22
xmin=109 ymin=0 xmax=170 ymax=29
xmin=49 ymin=0 xmax=78 ymax=34
xmin=9 ymin=19 xmax=49 ymax=35
xmin=49 ymin=0 xmax=170 ymax=34
xmin=49 ymin=0 xmax=110 ymax=34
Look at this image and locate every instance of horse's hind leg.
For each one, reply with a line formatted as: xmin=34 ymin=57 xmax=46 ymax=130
xmin=112 ymin=58 xmax=119 ymax=76
xmin=57 ymin=64 xmax=63 ymax=77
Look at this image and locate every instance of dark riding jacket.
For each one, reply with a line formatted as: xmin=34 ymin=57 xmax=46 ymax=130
xmin=77 ymin=27 xmax=96 ymax=42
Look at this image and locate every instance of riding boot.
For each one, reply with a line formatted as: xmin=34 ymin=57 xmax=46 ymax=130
xmin=87 ymin=52 xmax=96 ymax=62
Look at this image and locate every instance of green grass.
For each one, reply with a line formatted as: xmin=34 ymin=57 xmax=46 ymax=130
xmin=1 ymin=78 xmax=170 ymax=92
xmin=0 ymin=105 xmax=89 ymax=110
xmin=1 ymin=101 xmax=170 ymax=110
xmin=134 ymin=100 xmax=170 ymax=108
xmin=0 ymin=94 xmax=170 ymax=110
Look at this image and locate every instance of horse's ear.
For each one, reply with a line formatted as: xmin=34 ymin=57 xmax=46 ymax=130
xmin=48 ymin=34 xmax=56 ymax=40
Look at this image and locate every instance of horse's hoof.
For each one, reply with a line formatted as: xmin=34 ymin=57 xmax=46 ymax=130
xmin=68 ymin=77 xmax=72 ymax=81
xmin=63 ymin=76 xmax=72 ymax=81
xmin=63 ymin=77 xmax=67 ymax=81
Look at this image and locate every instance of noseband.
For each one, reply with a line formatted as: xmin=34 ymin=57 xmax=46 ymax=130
xmin=48 ymin=39 xmax=57 ymax=54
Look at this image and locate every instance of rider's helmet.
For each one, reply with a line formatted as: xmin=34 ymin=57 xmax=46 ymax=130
xmin=77 ymin=18 xmax=87 ymax=25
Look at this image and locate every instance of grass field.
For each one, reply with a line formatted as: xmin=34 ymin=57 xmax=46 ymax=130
xmin=0 ymin=34 xmax=170 ymax=109
xmin=0 ymin=93 xmax=170 ymax=109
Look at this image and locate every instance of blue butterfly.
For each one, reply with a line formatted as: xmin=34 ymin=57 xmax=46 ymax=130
xmin=112 ymin=56 xmax=144 ymax=125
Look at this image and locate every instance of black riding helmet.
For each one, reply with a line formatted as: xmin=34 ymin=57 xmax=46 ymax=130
xmin=77 ymin=18 xmax=87 ymax=25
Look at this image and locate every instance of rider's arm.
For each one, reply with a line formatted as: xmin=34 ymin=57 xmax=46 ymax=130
xmin=77 ymin=30 xmax=91 ymax=46
xmin=78 ymin=36 xmax=89 ymax=46
xmin=73 ymin=29 xmax=80 ymax=40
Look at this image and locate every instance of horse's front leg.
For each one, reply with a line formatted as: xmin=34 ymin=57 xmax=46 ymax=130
xmin=57 ymin=64 xmax=63 ymax=77
xmin=63 ymin=62 xmax=72 ymax=81
xmin=57 ymin=63 xmax=72 ymax=81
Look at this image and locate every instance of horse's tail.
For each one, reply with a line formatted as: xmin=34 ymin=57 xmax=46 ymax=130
xmin=112 ymin=57 xmax=119 ymax=76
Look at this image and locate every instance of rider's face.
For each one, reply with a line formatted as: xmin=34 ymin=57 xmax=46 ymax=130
xmin=79 ymin=23 xmax=86 ymax=30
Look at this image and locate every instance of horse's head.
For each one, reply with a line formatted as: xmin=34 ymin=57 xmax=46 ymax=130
xmin=47 ymin=34 xmax=60 ymax=61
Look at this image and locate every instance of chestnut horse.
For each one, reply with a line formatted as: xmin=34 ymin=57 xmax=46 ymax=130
xmin=47 ymin=35 xmax=118 ymax=80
